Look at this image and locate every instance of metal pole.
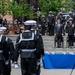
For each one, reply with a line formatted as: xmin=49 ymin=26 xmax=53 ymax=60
xmin=70 ymin=63 xmax=75 ymax=75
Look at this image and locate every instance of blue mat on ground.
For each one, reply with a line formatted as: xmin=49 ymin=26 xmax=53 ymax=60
xmin=42 ymin=54 xmax=75 ymax=69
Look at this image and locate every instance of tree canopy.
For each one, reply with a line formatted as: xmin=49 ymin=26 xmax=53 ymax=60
xmin=38 ymin=0 xmax=75 ymax=15
xmin=8 ymin=0 xmax=37 ymax=19
xmin=0 ymin=0 xmax=10 ymax=16
xmin=38 ymin=0 xmax=65 ymax=15
xmin=0 ymin=0 xmax=75 ymax=19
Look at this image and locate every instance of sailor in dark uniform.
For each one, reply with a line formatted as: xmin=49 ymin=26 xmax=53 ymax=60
xmin=47 ymin=11 xmax=55 ymax=36
xmin=0 ymin=27 xmax=11 ymax=75
xmin=3 ymin=37 xmax=14 ymax=75
xmin=66 ymin=18 xmax=75 ymax=48
xmin=0 ymin=27 xmax=15 ymax=75
xmin=15 ymin=20 xmax=43 ymax=75
xmin=41 ymin=15 xmax=46 ymax=35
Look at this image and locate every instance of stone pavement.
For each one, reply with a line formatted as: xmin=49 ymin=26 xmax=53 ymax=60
xmin=11 ymin=67 xmax=75 ymax=75
xmin=6 ymin=35 xmax=75 ymax=75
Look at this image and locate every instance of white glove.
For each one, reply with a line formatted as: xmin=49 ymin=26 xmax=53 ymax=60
xmin=37 ymin=61 xmax=40 ymax=66
xmin=5 ymin=60 xmax=9 ymax=65
xmin=14 ymin=63 xmax=19 ymax=69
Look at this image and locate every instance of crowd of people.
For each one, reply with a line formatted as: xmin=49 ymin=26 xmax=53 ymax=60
xmin=39 ymin=11 xmax=75 ymax=36
xmin=0 ymin=11 xmax=75 ymax=48
xmin=39 ymin=11 xmax=75 ymax=48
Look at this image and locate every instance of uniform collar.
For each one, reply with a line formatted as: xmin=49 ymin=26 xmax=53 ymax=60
xmin=24 ymin=30 xmax=30 ymax=32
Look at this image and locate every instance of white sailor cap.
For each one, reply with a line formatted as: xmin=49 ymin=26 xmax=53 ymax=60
xmin=24 ymin=20 xmax=37 ymax=26
xmin=0 ymin=27 xmax=7 ymax=31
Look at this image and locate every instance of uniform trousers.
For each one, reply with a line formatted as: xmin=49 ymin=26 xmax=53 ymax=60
xmin=0 ymin=60 xmax=3 ymax=75
xmin=68 ymin=35 xmax=74 ymax=46
xmin=21 ymin=58 xmax=37 ymax=75
xmin=41 ymin=26 xmax=45 ymax=35
xmin=36 ymin=59 xmax=41 ymax=75
xmin=56 ymin=35 xmax=63 ymax=47
xmin=3 ymin=61 xmax=11 ymax=75
xmin=48 ymin=25 xmax=54 ymax=36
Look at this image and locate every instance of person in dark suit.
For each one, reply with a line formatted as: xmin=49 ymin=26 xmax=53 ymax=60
xmin=66 ymin=18 xmax=75 ymax=48
xmin=41 ymin=15 xmax=46 ymax=35
xmin=54 ymin=19 xmax=64 ymax=48
xmin=47 ymin=11 xmax=55 ymax=36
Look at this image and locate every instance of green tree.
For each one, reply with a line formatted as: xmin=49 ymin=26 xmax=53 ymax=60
xmin=64 ymin=0 xmax=75 ymax=10
xmin=38 ymin=0 xmax=75 ymax=15
xmin=21 ymin=0 xmax=37 ymax=19
xmin=8 ymin=0 xmax=37 ymax=20
xmin=38 ymin=0 xmax=65 ymax=15
xmin=8 ymin=0 xmax=23 ymax=18
xmin=0 ymin=0 xmax=10 ymax=16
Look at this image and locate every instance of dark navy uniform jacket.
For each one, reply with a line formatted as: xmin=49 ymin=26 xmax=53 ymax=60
xmin=5 ymin=38 xmax=15 ymax=61
xmin=15 ymin=29 xmax=44 ymax=59
xmin=31 ymin=29 xmax=44 ymax=58
xmin=0 ymin=35 xmax=13 ymax=61
xmin=54 ymin=24 xmax=64 ymax=35
xmin=66 ymin=23 xmax=75 ymax=35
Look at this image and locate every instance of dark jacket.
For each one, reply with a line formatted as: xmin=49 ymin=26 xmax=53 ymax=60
xmin=57 ymin=16 xmax=65 ymax=24
xmin=31 ymin=29 xmax=44 ymax=57
xmin=15 ymin=30 xmax=43 ymax=59
xmin=41 ymin=17 xmax=46 ymax=27
xmin=47 ymin=15 xmax=55 ymax=25
xmin=6 ymin=38 xmax=15 ymax=60
xmin=66 ymin=23 xmax=74 ymax=35
xmin=0 ymin=35 xmax=11 ymax=60
xmin=54 ymin=24 xmax=64 ymax=35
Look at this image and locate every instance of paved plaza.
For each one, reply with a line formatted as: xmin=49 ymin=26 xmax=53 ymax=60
xmin=11 ymin=67 xmax=75 ymax=75
xmin=7 ymin=35 xmax=75 ymax=75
